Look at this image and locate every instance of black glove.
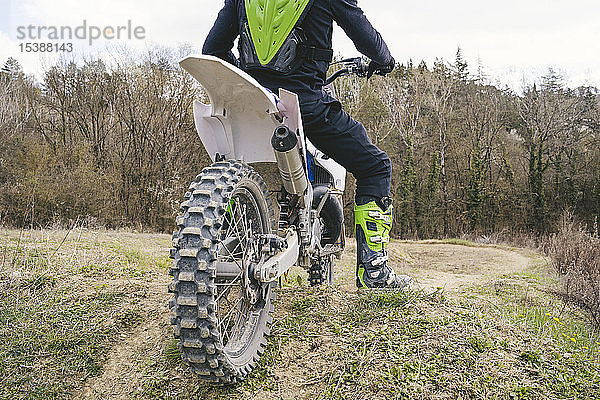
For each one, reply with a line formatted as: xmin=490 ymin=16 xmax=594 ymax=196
xmin=367 ymin=56 xmax=395 ymax=79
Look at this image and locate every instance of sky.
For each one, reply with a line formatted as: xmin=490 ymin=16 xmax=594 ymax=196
xmin=1 ymin=0 xmax=599 ymax=90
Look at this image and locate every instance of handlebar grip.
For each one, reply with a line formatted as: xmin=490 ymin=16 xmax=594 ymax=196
xmin=358 ymin=59 xmax=369 ymax=75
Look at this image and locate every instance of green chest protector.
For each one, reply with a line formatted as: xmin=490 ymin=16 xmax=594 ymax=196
xmin=239 ymin=0 xmax=333 ymax=74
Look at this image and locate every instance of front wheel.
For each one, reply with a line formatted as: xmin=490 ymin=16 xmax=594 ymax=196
xmin=169 ymin=160 xmax=276 ymax=383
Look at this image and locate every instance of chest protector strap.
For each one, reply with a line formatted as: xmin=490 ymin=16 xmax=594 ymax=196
xmin=240 ymin=0 xmax=333 ymax=74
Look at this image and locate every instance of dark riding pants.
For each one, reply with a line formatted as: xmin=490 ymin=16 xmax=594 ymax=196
xmin=300 ymin=93 xmax=392 ymax=202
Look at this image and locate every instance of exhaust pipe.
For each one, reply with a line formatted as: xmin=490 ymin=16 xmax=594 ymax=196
xmin=271 ymin=125 xmax=308 ymax=196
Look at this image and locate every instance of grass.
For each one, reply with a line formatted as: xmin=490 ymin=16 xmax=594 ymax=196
xmin=134 ymin=278 xmax=599 ymax=400
xmin=1 ymin=287 xmax=132 ymax=398
xmin=136 ymin=259 xmax=598 ymax=400
xmin=318 ymin=284 xmax=600 ymax=399
xmin=0 ymin=228 xmax=169 ymax=400
xmin=1 ymin=229 xmax=599 ymax=399
xmin=418 ymin=238 xmax=484 ymax=247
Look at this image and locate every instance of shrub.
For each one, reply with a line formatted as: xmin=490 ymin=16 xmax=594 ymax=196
xmin=544 ymin=212 xmax=600 ymax=326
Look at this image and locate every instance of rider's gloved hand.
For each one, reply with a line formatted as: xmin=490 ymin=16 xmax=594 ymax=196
xmin=367 ymin=57 xmax=395 ymax=79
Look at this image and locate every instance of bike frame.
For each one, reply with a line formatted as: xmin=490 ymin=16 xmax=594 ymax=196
xmin=180 ymin=54 xmax=346 ymax=282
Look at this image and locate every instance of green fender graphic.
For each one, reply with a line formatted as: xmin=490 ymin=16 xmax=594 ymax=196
xmin=245 ymin=0 xmax=311 ymax=65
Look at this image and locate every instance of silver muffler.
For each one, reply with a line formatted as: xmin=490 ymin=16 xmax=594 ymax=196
xmin=271 ymin=125 xmax=308 ymax=195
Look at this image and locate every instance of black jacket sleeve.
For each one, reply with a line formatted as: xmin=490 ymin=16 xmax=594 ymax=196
xmin=330 ymin=0 xmax=392 ymax=65
xmin=202 ymin=0 xmax=239 ymax=66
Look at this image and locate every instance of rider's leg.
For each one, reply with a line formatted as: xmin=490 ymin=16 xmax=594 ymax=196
xmin=300 ymin=95 xmax=413 ymax=289
xmin=301 ymin=97 xmax=390 ymax=195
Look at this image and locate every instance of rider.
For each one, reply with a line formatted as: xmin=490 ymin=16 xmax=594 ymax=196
xmin=203 ymin=0 xmax=412 ymax=289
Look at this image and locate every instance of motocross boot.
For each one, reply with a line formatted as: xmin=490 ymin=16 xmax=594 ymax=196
xmin=354 ymin=198 xmax=413 ymax=290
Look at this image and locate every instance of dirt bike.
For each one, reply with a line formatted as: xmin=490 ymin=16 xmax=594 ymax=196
xmin=169 ymin=55 xmax=369 ymax=383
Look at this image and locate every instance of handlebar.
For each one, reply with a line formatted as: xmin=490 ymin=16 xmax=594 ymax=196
xmin=324 ymin=57 xmax=368 ymax=86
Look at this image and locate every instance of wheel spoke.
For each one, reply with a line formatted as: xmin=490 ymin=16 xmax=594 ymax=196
xmin=215 ymin=273 xmax=241 ymax=303
xmin=218 ymin=243 xmax=243 ymax=271
xmin=233 ymin=203 xmax=248 ymax=253
xmin=222 ymin=198 xmax=245 ymax=252
xmin=222 ymin=215 xmax=235 ymax=244
xmin=218 ymin=295 xmax=243 ymax=331
xmin=226 ymin=207 xmax=245 ymax=258
xmin=219 ymin=297 xmax=236 ymax=331
xmin=213 ymin=187 xmax=268 ymax=351
xmin=215 ymin=196 xmax=249 ymax=345
xmin=230 ymin=238 xmax=244 ymax=259
xmin=229 ymin=300 xmax=247 ymax=341
xmin=241 ymin=204 xmax=251 ymax=248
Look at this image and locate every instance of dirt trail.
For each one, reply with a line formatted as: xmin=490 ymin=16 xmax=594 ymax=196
xmin=78 ymin=280 xmax=171 ymax=399
xmin=78 ymin=239 xmax=536 ymax=399
xmin=396 ymin=241 xmax=532 ymax=292
xmin=335 ymin=240 xmax=532 ymax=294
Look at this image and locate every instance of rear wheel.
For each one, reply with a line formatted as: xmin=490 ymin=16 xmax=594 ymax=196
xmin=169 ymin=160 xmax=276 ymax=383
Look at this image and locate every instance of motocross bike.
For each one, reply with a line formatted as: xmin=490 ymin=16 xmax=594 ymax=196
xmin=169 ymin=55 xmax=370 ymax=383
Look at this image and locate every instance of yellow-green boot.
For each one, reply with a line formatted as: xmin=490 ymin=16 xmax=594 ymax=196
xmin=354 ymin=198 xmax=413 ymax=289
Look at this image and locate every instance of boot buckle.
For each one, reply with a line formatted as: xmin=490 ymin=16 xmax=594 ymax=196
xmin=372 ymin=255 xmax=389 ymax=266
xmin=369 ymin=235 xmax=389 ymax=244
xmin=368 ymin=211 xmax=391 ymax=223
